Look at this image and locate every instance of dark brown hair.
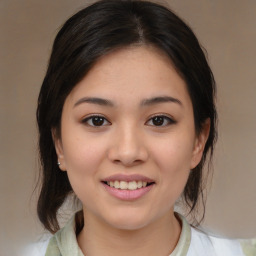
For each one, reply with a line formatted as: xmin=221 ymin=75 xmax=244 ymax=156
xmin=37 ymin=0 xmax=217 ymax=233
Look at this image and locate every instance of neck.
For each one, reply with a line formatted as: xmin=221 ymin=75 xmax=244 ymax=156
xmin=77 ymin=210 xmax=181 ymax=256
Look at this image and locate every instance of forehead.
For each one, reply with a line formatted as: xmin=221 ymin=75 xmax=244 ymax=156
xmin=66 ymin=46 xmax=191 ymax=108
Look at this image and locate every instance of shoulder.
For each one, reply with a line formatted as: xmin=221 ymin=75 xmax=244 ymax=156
xmin=21 ymin=236 xmax=51 ymax=256
xmin=187 ymin=227 xmax=245 ymax=256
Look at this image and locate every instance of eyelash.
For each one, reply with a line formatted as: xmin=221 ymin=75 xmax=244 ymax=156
xmin=81 ymin=115 xmax=111 ymax=127
xmin=146 ymin=115 xmax=176 ymax=127
xmin=81 ymin=114 xmax=176 ymax=127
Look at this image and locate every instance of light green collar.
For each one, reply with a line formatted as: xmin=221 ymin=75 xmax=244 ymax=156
xmin=169 ymin=213 xmax=191 ymax=256
xmin=45 ymin=214 xmax=84 ymax=256
xmin=240 ymin=238 xmax=256 ymax=256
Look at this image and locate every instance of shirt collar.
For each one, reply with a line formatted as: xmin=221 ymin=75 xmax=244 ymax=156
xmin=53 ymin=211 xmax=191 ymax=256
xmin=169 ymin=212 xmax=191 ymax=256
xmin=54 ymin=214 xmax=84 ymax=256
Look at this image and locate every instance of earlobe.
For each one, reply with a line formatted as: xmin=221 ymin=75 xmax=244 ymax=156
xmin=51 ymin=128 xmax=67 ymax=171
xmin=190 ymin=118 xmax=210 ymax=169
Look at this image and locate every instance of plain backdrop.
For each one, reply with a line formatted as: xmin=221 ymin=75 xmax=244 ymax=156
xmin=1 ymin=0 xmax=256 ymax=255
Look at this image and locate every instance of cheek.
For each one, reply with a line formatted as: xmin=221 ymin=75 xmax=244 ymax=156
xmin=64 ymin=142 xmax=98 ymax=171
xmin=152 ymin=135 xmax=194 ymax=172
xmin=61 ymin=135 xmax=106 ymax=192
xmin=150 ymin=135 xmax=194 ymax=200
xmin=62 ymin=125 xmax=107 ymax=169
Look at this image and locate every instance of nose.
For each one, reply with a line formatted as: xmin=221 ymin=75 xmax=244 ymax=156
xmin=107 ymin=125 xmax=149 ymax=167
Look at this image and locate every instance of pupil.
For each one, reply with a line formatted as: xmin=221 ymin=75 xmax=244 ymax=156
xmin=153 ymin=116 xmax=164 ymax=126
xmin=92 ymin=117 xmax=104 ymax=126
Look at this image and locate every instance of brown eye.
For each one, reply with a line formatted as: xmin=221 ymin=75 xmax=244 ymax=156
xmin=82 ymin=115 xmax=110 ymax=127
xmin=91 ymin=116 xmax=105 ymax=126
xmin=152 ymin=116 xmax=164 ymax=126
xmin=146 ymin=115 xmax=176 ymax=127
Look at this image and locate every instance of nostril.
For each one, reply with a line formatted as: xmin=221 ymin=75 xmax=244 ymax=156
xmin=111 ymin=157 xmax=142 ymax=167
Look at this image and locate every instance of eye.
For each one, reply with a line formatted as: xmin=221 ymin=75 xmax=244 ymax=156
xmin=82 ymin=115 xmax=111 ymax=127
xmin=146 ymin=115 xmax=176 ymax=127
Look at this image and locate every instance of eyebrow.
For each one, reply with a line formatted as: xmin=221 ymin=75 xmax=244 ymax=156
xmin=74 ymin=96 xmax=182 ymax=108
xmin=74 ymin=97 xmax=115 ymax=107
xmin=140 ymin=96 xmax=182 ymax=107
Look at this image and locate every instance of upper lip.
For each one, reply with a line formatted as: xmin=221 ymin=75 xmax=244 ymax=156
xmin=103 ymin=174 xmax=155 ymax=183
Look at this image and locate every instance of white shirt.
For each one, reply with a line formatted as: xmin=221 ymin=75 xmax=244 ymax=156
xmin=23 ymin=213 xmax=255 ymax=256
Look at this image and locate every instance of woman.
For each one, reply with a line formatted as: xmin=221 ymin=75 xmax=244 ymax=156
xmin=33 ymin=0 xmax=255 ymax=255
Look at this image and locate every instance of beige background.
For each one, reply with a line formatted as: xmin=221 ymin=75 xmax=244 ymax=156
xmin=1 ymin=0 xmax=256 ymax=255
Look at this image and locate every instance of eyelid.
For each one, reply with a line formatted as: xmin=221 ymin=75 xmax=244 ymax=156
xmin=145 ymin=114 xmax=176 ymax=126
xmin=81 ymin=114 xmax=111 ymax=127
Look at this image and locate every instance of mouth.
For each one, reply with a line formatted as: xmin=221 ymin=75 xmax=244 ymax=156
xmin=101 ymin=174 xmax=155 ymax=200
xmin=102 ymin=180 xmax=155 ymax=190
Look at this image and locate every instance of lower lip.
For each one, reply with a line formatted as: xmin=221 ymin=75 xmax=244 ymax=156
xmin=102 ymin=183 xmax=154 ymax=201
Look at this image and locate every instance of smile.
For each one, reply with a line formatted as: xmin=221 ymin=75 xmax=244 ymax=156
xmin=105 ymin=180 xmax=153 ymax=190
xmin=102 ymin=174 xmax=155 ymax=200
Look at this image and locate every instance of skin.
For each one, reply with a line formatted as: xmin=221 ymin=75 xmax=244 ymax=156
xmin=53 ymin=46 xmax=210 ymax=256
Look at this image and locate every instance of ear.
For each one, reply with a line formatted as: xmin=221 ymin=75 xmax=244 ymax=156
xmin=51 ymin=128 xmax=67 ymax=171
xmin=190 ymin=118 xmax=211 ymax=169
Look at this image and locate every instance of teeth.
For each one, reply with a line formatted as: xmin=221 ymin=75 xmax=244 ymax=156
xmin=128 ymin=181 xmax=137 ymax=190
xmin=120 ymin=181 xmax=128 ymax=189
xmin=114 ymin=180 xmax=120 ymax=189
xmin=106 ymin=181 xmax=150 ymax=190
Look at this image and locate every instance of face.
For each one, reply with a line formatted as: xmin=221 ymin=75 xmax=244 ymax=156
xmin=54 ymin=46 xmax=209 ymax=231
